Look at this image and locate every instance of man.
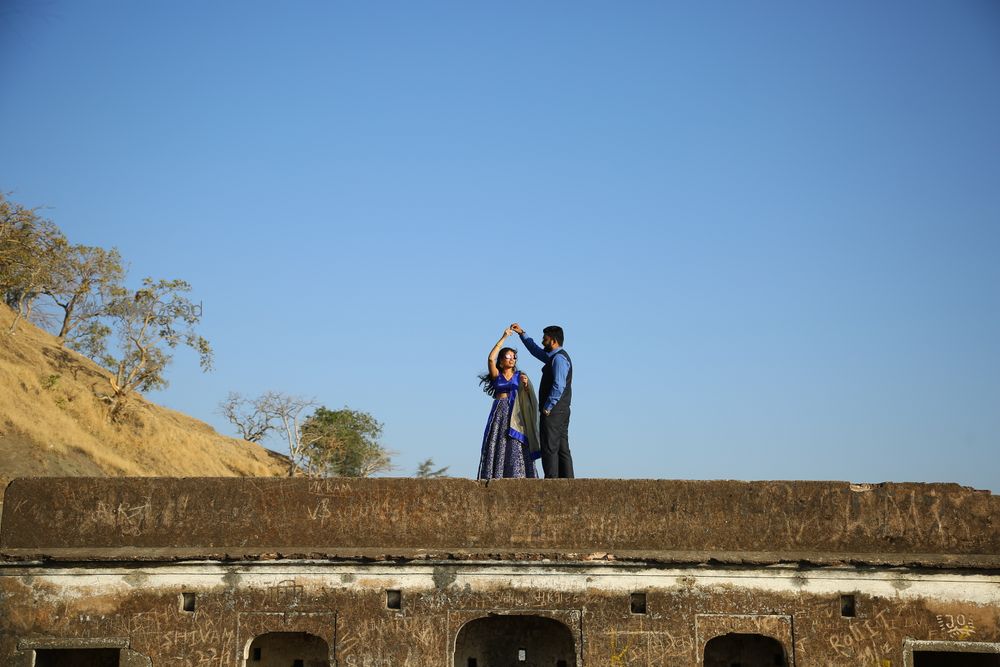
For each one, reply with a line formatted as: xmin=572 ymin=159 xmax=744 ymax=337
xmin=510 ymin=323 xmax=574 ymax=478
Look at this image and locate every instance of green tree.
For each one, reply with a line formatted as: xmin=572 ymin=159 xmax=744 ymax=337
xmin=98 ymin=277 xmax=212 ymax=420
xmin=44 ymin=244 xmax=125 ymax=344
xmin=0 ymin=193 xmax=37 ymax=280
xmin=415 ymin=458 xmax=450 ymax=478
xmin=0 ymin=195 xmax=67 ymax=334
xmin=299 ymin=406 xmax=393 ymax=477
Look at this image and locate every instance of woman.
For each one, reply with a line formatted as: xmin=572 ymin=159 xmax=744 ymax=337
xmin=477 ymin=328 xmax=541 ymax=479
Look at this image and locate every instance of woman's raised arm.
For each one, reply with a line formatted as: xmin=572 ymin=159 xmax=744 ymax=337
xmin=486 ymin=328 xmax=513 ymax=379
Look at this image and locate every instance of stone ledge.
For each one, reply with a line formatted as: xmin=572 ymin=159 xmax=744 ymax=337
xmin=3 ymin=547 xmax=1000 ymax=570
xmin=2 ymin=478 xmax=997 ymax=564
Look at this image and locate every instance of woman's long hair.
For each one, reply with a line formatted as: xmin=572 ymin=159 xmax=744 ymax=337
xmin=478 ymin=347 xmax=517 ymax=397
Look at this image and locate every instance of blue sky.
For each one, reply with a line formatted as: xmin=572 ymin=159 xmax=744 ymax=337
xmin=2 ymin=1 xmax=999 ymax=489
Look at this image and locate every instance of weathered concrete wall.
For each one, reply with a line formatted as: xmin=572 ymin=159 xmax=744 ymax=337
xmin=2 ymin=561 xmax=1000 ymax=666
xmin=1 ymin=478 xmax=998 ymax=666
xmin=2 ymin=478 xmax=998 ymax=566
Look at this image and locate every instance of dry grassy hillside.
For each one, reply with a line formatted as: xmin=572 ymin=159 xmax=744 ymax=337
xmin=0 ymin=304 xmax=287 ymax=510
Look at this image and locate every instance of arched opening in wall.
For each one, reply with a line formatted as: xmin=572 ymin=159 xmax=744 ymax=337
xmin=34 ymin=648 xmax=121 ymax=667
xmin=245 ymin=632 xmax=330 ymax=667
xmin=454 ymin=615 xmax=576 ymax=667
xmin=704 ymin=632 xmax=787 ymax=667
xmin=914 ymin=652 xmax=1000 ymax=666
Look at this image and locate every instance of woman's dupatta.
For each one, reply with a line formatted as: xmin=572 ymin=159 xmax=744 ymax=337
xmin=510 ymin=372 xmax=542 ymax=461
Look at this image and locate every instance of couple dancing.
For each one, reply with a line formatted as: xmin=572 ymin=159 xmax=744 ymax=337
xmin=477 ymin=323 xmax=574 ymax=480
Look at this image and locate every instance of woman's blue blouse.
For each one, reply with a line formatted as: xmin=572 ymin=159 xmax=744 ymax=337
xmin=492 ymin=371 xmax=520 ymax=398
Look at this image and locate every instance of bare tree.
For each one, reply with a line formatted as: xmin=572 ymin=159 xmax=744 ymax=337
xmin=217 ymin=391 xmax=275 ymax=443
xmin=255 ymin=391 xmax=318 ymax=476
xmin=355 ymin=446 xmax=394 ymax=477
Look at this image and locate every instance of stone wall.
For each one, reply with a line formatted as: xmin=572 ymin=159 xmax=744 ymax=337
xmin=2 ymin=478 xmax=998 ymax=566
xmin=1 ymin=478 xmax=998 ymax=666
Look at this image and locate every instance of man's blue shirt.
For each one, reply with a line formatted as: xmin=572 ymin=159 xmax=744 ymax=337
xmin=519 ymin=334 xmax=570 ymax=412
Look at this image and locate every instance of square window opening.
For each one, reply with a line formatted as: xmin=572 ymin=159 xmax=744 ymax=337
xmin=913 ymin=650 xmax=1000 ymax=666
xmin=386 ymin=589 xmax=402 ymax=610
xmin=34 ymin=648 xmax=121 ymax=667
xmin=840 ymin=594 xmax=856 ymax=618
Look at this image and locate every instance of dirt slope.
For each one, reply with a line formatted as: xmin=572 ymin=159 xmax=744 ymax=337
xmin=0 ymin=304 xmax=287 ymax=512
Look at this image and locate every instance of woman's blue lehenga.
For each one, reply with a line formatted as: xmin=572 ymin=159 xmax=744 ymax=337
xmin=478 ymin=371 xmax=538 ymax=479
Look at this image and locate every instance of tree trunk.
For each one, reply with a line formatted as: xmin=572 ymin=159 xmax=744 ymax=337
xmin=56 ymin=304 xmax=74 ymax=341
xmin=8 ymin=292 xmax=30 ymax=333
xmin=55 ymin=291 xmax=83 ymax=344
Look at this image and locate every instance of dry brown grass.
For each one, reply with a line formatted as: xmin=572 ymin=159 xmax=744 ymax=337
xmin=0 ymin=303 xmax=287 ymax=510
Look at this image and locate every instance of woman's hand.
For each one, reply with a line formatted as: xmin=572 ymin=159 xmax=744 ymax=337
xmin=504 ymin=327 xmax=513 ymax=337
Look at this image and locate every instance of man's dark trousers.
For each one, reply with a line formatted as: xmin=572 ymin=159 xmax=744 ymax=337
xmin=540 ymin=407 xmax=574 ymax=478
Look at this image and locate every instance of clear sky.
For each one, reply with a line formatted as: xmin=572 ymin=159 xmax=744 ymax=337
xmin=2 ymin=1 xmax=999 ymax=490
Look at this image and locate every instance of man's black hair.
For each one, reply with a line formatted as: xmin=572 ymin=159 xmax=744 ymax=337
xmin=543 ymin=325 xmax=564 ymax=346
